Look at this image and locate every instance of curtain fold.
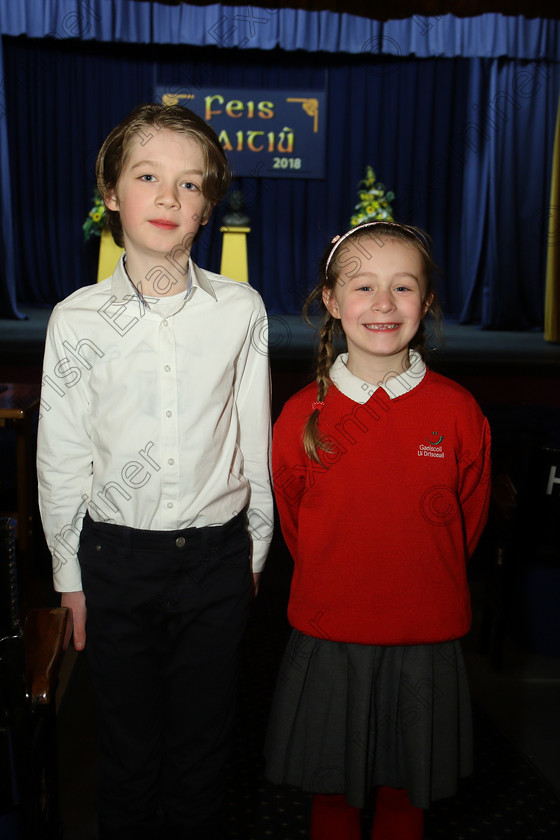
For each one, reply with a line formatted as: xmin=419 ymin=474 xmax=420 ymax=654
xmin=460 ymin=59 xmax=558 ymax=328
xmin=0 ymin=35 xmax=21 ymax=319
xmin=0 ymin=2 xmax=560 ymax=58
xmin=544 ymin=95 xmax=560 ymax=342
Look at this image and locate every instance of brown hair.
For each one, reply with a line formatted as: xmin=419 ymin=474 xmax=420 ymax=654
xmin=96 ymin=103 xmax=231 ymax=247
xmin=302 ymin=221 xmax=442 ymax=462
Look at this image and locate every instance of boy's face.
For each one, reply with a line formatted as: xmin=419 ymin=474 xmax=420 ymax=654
xmin=105 ymin=128 xmax=211 ymax=274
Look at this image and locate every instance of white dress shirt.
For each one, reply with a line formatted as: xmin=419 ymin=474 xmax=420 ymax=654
xmin=329 ymin=350 xmax=427 ymax=402
xmin=37 ymin=257 xmax=273 ymax=592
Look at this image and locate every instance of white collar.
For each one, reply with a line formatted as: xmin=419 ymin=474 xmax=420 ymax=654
xmin=110 ymin=255 xmax=218 ymax=315
xmin=329 ymin=350 xmax=427 ymax=403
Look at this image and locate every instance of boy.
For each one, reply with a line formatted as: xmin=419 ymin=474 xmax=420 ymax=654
xmin=37 ymin=103 xmax=273 ymax=840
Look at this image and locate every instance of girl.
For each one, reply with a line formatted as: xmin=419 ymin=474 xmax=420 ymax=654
xmin=265 ymin=221 xmax=491 ymax=839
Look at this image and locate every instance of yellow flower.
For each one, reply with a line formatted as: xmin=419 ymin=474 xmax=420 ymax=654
xmin=351 ymin=166 xmax=395 ymax=228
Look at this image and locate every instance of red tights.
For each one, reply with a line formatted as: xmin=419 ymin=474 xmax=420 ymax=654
xmin=310 ymin=787 xmax=424 ymax=840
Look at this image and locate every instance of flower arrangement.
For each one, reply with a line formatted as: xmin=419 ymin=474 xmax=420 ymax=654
xmin=350 ymin=165 xmax=395 ymax=227
xmin=83 ymin=188 xmax=107 ymax=241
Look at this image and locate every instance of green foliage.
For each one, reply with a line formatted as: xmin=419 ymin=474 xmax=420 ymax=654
xmin=83 ymin=189 xmax=107 ymax=242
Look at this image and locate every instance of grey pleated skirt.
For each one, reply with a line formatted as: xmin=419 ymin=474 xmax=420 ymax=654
xmin=264 ymin=630 xmax=473 ymax=809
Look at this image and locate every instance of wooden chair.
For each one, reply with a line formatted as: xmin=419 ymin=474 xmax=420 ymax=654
xmin=1 ymin=516 xmax=68 ymax=839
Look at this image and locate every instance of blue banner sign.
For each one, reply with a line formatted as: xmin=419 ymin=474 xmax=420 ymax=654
xmin=155 ymin=87 xmax=326 ymax=179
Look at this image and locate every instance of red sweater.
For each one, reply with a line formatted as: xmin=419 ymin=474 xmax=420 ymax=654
xmin=272 ymin=370 xmax=491 ymax=645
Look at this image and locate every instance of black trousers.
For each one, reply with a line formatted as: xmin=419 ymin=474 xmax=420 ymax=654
xmin=78 ymin=512 xmax=252 ymax=840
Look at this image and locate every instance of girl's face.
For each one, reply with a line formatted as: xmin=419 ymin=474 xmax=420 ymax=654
xmin=323 ymin=236 xmax=432 ymax=382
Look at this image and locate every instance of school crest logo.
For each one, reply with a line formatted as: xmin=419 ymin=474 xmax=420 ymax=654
xmin=418 ymin=431 xmax=445 ymax=458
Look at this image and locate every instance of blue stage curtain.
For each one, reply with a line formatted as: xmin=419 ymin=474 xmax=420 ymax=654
xmin=3 ymin=35 xmax=559 ymax=330
xmin=0 ymin=35 xmax=21 ymax=318
xmin=458 ymin=59 xmax=560 ymax=329
xmin=2 ymin=37 xmax=156 ymax=309
xmin=1 ymin=1 xmax=559 ymax=323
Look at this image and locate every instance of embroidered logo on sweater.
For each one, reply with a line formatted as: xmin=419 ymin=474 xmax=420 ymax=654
xmin=418 ymin=431 xmax=445 ymax=458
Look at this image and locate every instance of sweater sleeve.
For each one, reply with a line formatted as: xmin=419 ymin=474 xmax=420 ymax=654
xmin=271 ymin=402 xmax=308 ymax=562
xmin=458 ymin=412 xmax=492 ymax=558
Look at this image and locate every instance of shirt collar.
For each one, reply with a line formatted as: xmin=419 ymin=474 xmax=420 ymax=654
xmin=329 ymin=350 xmax=427 ymax=403
xmin=190 ymin=261 xmax=218 ymax=301
xmin=110 ymin=254 xmax=218 ymax=309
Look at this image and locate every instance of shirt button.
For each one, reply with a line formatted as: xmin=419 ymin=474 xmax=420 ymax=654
xmin=168 ymin=458 xmax=175 ymax=465
xmin=164 ymin=365 xmax=171 ymax=372
xmin=163 ymin=319 xmax=169 ymax=326
xmin=166 ymin=410 xmax=172 ymax=418
xmin=176 ymin=536 xmax=185 ymax=548
xmin=167 ymin=501 xmax=174 ymax=509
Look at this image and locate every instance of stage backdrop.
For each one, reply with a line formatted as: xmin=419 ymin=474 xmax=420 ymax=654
xmin=0 ymin=1 xmax=559 ymax=330
xmin=158 ymin=87 xmax=327 ymax=179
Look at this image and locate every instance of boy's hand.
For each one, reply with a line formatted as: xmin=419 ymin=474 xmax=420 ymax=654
xmin=252 ymin=572 xmax=261 ymax=598
xmin=61 ymin=590 xmax=87 ymax=651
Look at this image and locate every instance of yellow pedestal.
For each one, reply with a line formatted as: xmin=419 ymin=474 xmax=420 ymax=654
xmin=97 ymin=228 xmax=124 ymax=283
xmin=220 ymin=226 xmax=250 ymax=284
